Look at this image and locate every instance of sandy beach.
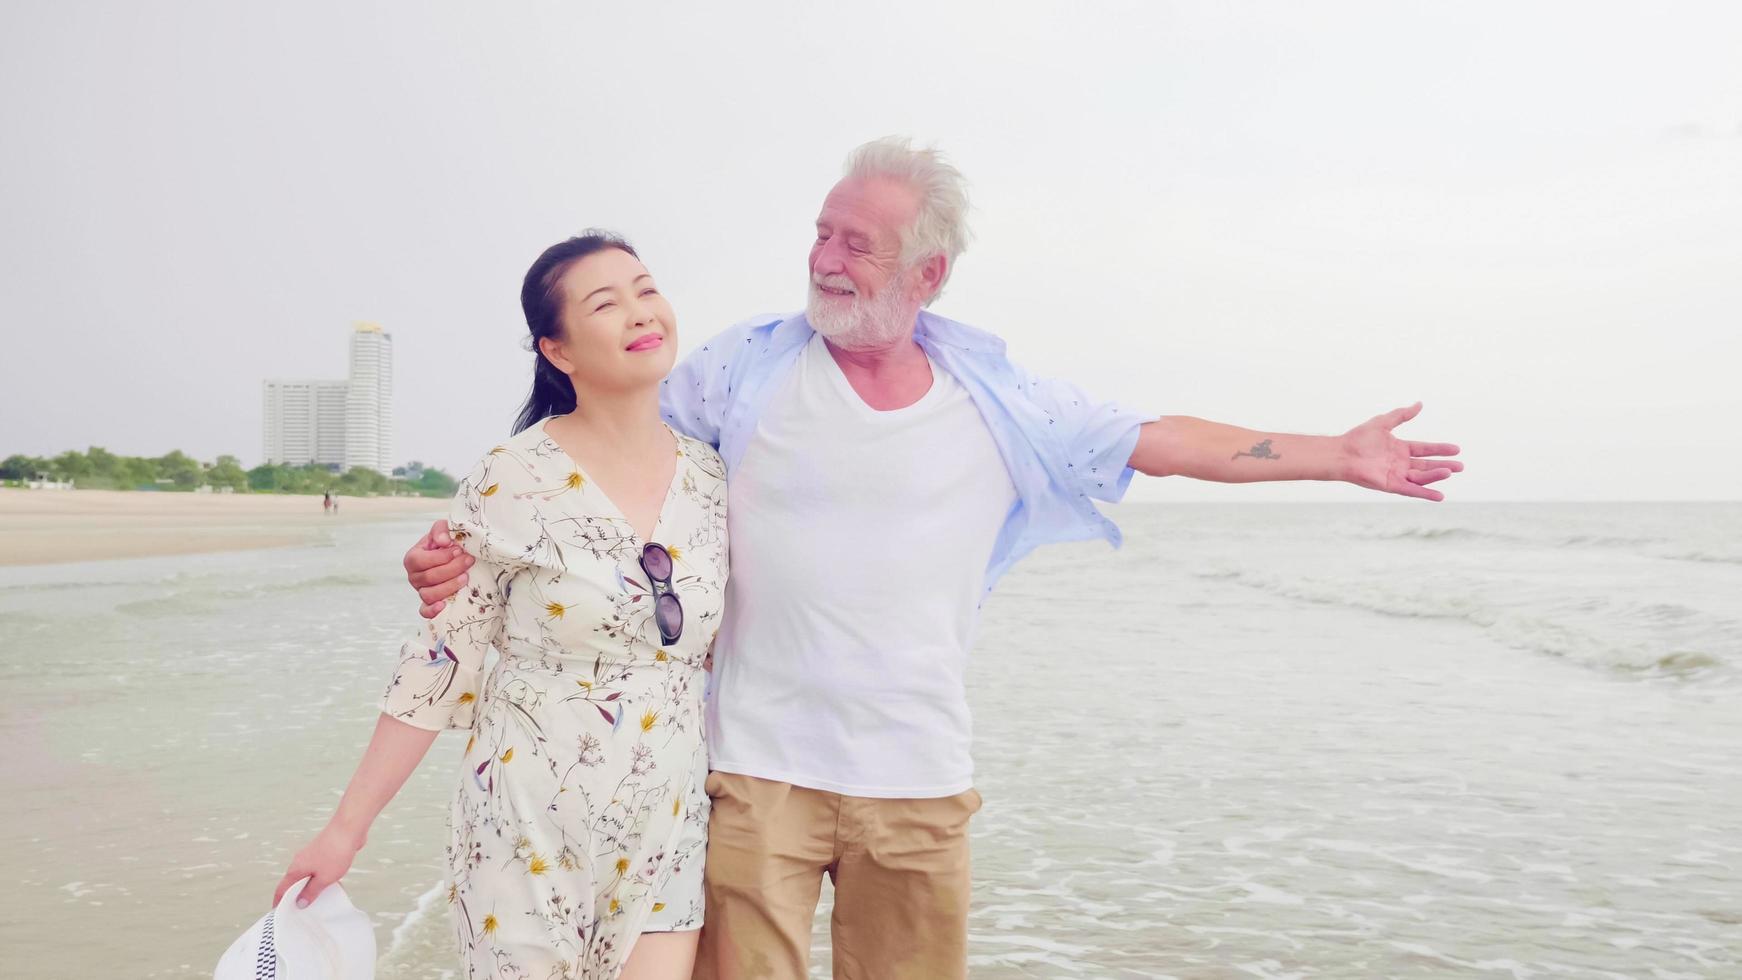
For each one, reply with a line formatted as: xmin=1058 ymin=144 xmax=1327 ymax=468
xmin=0 ymin=488 xmax=444 ymax=566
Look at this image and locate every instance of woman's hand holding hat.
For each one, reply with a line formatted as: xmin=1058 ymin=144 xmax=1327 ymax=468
xmin=275 ymin=825 xmax=364 ymax=909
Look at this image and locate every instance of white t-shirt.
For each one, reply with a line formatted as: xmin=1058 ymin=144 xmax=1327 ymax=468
xmin=705 ymin=334 xmax=1018 ymax=797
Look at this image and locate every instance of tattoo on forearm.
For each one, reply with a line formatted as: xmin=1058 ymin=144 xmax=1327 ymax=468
xmin=1232 ymin=439 xmax=1282 ymax=461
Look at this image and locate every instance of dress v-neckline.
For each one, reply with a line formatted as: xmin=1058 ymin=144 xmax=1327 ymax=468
xmin=538 ymin=419 xmax=684 ymax=548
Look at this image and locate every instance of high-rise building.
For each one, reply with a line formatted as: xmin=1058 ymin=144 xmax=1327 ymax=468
xmin=344 ymin=322 xmax=394 ymax=475
xmin=261 ymin=322 xmax=394 ymax=474
xmin=262 ymin=380 xmax=348 ymax=468
xmin=316 ymin=381 xmax=349 ymax=465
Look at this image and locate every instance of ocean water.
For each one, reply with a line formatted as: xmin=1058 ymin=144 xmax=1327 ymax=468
xmin=2 ymin=503 xmax=1738 ymax=978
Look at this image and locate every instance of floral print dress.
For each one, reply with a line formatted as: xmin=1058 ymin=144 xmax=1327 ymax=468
xmin=379 ymin=420 xmax=727 ymax=979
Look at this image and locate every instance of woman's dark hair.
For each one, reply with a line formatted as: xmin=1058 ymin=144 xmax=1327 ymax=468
xmin=512 ymin=230 xmax=640 ymax=434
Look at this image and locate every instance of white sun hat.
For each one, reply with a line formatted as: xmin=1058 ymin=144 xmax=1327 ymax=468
xmin=214 ymin=878 xmax=376 ymax=979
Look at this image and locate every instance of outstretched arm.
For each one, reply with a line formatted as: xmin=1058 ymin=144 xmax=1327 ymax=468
xmin=1130 ymin=402 xmax=1462 ymax=501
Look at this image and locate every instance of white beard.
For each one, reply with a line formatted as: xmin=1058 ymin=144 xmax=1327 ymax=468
xmin=805 ymin=270 xmax=915 ymax=350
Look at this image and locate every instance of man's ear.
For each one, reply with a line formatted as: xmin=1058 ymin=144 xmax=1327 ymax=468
xmin=916 ymin=253 xmax=948 ymax=304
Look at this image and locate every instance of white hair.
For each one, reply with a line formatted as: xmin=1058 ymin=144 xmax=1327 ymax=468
xmin=842 ymin=136 xmax=972 ymax=302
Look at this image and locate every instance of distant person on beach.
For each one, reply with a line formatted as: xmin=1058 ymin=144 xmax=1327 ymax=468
xmin=401 ymin=138 xmax=1463 ymax=979
xmin=279 ymin=234 xmax=724 ymax=979
xmin=322 ymin=491 xmax=332 ymax=515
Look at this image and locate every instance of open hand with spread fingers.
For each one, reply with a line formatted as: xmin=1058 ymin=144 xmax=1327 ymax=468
xmin=1339 ymin=402 xmax=1463 ymax=502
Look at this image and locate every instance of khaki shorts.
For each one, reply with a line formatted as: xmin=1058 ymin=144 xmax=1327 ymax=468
xmin=693 ymin=771 xmax=983 ymax=980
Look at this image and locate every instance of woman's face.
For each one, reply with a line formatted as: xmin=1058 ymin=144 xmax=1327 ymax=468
xmin=540 ymin=247 xmax=678 ymax=394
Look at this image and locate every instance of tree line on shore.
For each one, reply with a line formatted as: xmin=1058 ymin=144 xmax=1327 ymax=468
xmin=0 ymin=447 xmax=457 ymax=497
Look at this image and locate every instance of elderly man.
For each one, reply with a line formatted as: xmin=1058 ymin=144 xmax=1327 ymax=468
xmin=404 ymin=137 xmax=1461 ymax=979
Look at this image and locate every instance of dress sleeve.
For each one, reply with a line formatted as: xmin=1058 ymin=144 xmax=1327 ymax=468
xmin=378 ymin=456 xmax=523 ymax=732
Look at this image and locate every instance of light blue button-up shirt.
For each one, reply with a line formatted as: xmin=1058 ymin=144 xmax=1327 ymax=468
xmin=660 ymin=310 xmax=1154 ymax=595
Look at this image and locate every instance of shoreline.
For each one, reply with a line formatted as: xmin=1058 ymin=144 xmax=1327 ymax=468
xmin=0 ymin=488 xmax=444 ymax=566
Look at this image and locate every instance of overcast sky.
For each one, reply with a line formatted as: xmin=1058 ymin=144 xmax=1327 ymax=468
xmin=2 ymin=1 xmax=1738 ymax=501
